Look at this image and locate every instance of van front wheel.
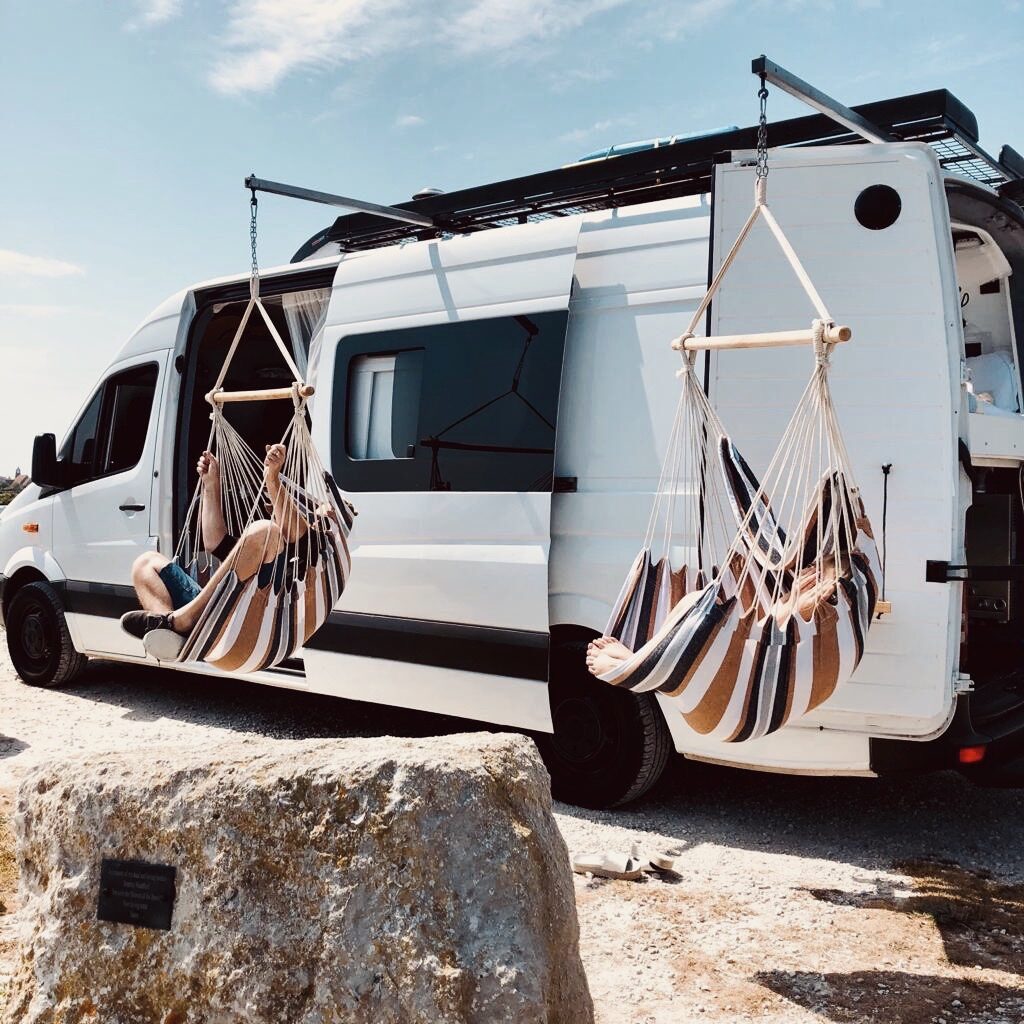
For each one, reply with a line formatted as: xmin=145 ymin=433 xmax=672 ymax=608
xmin=6 ymin=581 xmax=87 ymax=687
xmin=537 ymin=640 xmax=672 ymax=809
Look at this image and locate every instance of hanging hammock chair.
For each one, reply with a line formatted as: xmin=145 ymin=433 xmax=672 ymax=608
xmin=168 ymin=263 xmax=354 ymax=674
xmin=595 ymin=175 xmax=881 ymax=743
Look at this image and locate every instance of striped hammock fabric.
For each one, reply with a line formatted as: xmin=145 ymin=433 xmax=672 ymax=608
xmin=597 ymin=327 xmax=880 ymax=743
xmin=172 ymin=379 xmax=354 ymax=674
xmin=176 ymin=473 xmax=353 ymax=673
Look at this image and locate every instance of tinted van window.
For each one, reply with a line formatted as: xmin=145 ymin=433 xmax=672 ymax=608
xmin=332 ymin=310 xmax=568 ymax=492
xmin=101 ymin=364 xmax=159 ymax=475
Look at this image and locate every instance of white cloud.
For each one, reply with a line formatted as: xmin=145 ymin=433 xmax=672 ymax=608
xmin=444 ymin=0 xmax=629 ymax=55
xmin=558 ymin=118 xmax=629 ymax=144
xmin=549 ymin=66 xmax=614 ymax=94
xmin=207 ymin=0 xmax=660 ymax=95
xmin=210 ymin=0 xmax=416 ymax=95
xmin=0 ymin=250 xmax=84 ymax=279
xmin=127 ymin=0 xmax=182 ymax=29
xmin=395 ymin=114 xmax=425 ymax=128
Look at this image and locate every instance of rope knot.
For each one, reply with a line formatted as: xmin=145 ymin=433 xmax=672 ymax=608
xmin=812 ymin=319 xmax=831 ymax=367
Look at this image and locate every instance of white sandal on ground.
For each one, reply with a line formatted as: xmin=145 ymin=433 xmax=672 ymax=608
xmin=572 ymin=849 xmax=645 ymax=881
xmin=646 ymin=852 xmax=679 ymax=873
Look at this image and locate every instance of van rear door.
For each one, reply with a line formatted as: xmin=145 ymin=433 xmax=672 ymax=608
xmin=696 ymin=142 xmax=963 ymax=745
xmin=303 ymin=219 xmax=580 ymax=730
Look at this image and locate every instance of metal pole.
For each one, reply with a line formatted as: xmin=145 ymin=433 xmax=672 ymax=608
xmin=751 ymin=55 xmax=898 ymax=145
xmin=245 ymin=175 xmax=435 ymax=228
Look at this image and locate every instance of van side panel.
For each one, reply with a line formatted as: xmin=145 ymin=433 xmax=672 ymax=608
xmin=301 ymin=219 xmax=581 ymax=731
xmin=551 ymin=196 xmax=714 ymax=629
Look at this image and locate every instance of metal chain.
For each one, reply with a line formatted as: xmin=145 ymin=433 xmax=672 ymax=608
xmin=755 ymin=74 xmax=769 ymax=180
xmin=249 ymin=188 xmax=260 ymax=281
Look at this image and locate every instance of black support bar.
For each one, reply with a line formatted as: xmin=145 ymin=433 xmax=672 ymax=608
xmin=751 ymin=55 xmax=898 ymax=144
xmin=245 ymin=175 xmax=435 ymax=228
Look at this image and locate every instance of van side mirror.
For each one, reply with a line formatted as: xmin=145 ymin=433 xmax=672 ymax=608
xmin=31 ymin=433 xmax=62 ymax=488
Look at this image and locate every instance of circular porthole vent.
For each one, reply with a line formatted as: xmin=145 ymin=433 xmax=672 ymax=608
xmin=854 ymin=184 xmax=902 ymax=230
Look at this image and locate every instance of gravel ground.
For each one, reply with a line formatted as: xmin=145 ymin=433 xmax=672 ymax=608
xmin=3 ymin=646 xmax=1024 ymax=1023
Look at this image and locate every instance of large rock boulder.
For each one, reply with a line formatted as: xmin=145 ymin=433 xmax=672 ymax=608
xmin=3 ymin=732 xmax=591 ymax=1024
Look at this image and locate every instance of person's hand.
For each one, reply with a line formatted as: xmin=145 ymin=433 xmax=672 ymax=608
xmin=264 ymin=443 xmax=286 ymax=481
xmin=197 ymin=451 xmax=219 ymax=487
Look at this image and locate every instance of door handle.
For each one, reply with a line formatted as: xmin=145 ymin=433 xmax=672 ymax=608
xmin=119 ymin=503 xmax=146 ymax=512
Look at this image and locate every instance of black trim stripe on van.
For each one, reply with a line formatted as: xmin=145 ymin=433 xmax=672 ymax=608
xmin=303 ymin=611 xmax=549 ymax=681
xmin=53 ymin=581 xmax=549 ymax=681
xmin=57 ymin=580 xmax=138 ymax=619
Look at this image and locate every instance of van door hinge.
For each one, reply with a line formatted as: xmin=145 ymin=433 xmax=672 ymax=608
xmin=927 ymin=559 xmax=1024 ymax=582
xmin=955 ymin=673 xmax=975 ymax=695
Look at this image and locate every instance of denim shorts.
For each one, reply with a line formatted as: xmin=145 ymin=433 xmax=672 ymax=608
xmin=158 ymin=561 xmax=203 ymax=610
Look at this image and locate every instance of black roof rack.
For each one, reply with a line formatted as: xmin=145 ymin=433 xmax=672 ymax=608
xmin=292 ymin=89 xmax=1022 ymax=261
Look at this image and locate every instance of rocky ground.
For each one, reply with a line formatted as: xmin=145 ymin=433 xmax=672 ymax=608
xmin=3 ymin=647 xmax=1024 ymax=1023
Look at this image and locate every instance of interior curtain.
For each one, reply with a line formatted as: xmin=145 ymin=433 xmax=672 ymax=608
xmin=282 ymin=288 xmax=331 ymax=385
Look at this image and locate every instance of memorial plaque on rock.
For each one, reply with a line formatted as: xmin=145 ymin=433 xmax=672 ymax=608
xmin=97 ymin=858 xmax=176 ymax=930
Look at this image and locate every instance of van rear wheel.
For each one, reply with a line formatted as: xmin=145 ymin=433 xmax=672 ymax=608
xmin=6 ymin=581 xmax=87 ymax=688
xmin=537 ymin=640 xmax=672 ymax=809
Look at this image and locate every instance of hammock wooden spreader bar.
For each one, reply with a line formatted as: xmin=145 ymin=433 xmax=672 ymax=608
xmin=672 ymin=323 xmax=851 ymax=351
xmin=207 ymin=384 xmax=316 ymax=404
xmin=595 ymin=171 xmax=880 ymax=743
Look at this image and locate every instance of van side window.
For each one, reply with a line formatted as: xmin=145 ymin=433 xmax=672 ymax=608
xmin=100 ymin=364 xmax=159 ymax=475
xmin=347 ymin=351 xmax=423 ymax=460
xmin=58 ymin=363 xmax=159 ymax=488
xmin=332 ymin=310 xmax=568 ymax=492
xmin=61 ymin=389 xmax=104 ymax=486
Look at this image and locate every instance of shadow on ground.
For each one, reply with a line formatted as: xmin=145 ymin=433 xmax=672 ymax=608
xmin=805 ymin=859 xmax=1024 ymax=976
xmin=0 ymin=737 xmax=27 ymax=761
xmin=758 ymin=969 xmax=1024 ymax=1024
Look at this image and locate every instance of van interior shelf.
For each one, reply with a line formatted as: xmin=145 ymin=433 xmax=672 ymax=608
xmin=293 ymin=89 xmax=1023 ymax=260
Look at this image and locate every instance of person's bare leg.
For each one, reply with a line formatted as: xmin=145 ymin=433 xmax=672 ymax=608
xmin=169 ymin=521 xmax=284 ymax=634
xmin=131 ymin=552 xmax=175 ymax=614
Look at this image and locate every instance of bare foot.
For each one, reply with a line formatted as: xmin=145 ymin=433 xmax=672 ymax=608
xmin=586 ymin=636 xmax=633 ymax=677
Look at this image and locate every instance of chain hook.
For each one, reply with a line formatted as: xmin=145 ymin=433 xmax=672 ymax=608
xmin=755 ymin=73 xmax=770 ymax=194
xmin=249 ymin=184 xmax=260 ymax=294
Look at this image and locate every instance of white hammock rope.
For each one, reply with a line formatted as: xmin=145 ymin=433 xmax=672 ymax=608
xmin=599 ymin=174 xmax=880 ymax=743
xmin=170 ymin=257 xmax=354 ymax=673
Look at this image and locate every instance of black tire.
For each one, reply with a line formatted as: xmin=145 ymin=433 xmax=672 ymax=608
xmin=536 ymin=640 xmax=672 ymax=809
xmin=5 ymin=581 xmax=87 ymax=688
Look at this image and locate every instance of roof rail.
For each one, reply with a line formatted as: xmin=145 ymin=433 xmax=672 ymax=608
xmin=292 ymin=88 xmax=1021 ymax=261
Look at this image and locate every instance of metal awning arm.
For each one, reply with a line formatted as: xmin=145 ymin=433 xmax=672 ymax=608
xmin=244 ymin=175 xmax=435 ymax=228
xmin=752 ymin=55 xmax=898 ymax=145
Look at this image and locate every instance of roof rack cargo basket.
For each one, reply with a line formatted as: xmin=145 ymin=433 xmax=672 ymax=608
xmin=292 ymin=87 xmax=1022 ymax=261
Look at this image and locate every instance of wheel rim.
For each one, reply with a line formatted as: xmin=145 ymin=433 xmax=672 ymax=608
xmin=15 ymin=599 xmax=56 ymax=673
xmin=551 ymin=694 xmax=615 ymax=766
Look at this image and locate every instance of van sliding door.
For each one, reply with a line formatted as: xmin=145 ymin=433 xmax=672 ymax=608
xmin=303 ymin=219 xmax=580 ymax=730
xmin=691 ymin=144 xmax=962 ymax=754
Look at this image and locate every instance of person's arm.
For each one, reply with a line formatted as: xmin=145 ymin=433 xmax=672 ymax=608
xmin=264 ymin=444 xmax=308 ymax=544
xmin=197 ymin=451 xmax=228 ymax=553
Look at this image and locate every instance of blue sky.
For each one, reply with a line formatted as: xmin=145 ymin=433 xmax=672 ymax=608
xmin=0 ymin=0 xmax=1021 ymax=472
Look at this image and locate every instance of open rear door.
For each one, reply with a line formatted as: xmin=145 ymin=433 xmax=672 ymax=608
xmin=698 ymin=143 xmax=963 ymax=744
xmin=302 ymin=219 xmax=580 ymax=730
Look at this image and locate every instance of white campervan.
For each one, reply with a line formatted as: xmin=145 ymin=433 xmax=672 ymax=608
xmin=3 ymin=87 xmax=1024 ymax=807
